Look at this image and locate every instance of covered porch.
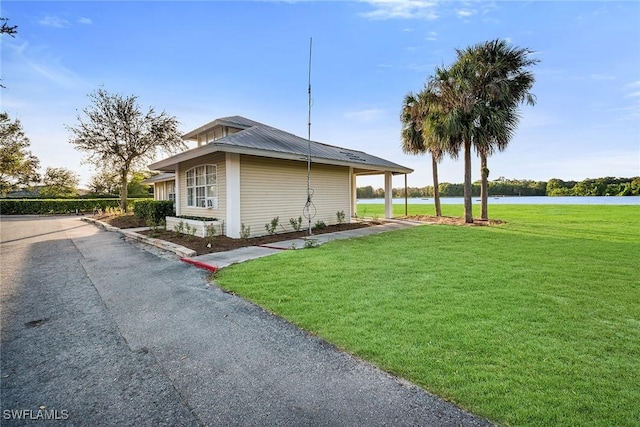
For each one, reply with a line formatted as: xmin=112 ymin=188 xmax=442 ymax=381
xmin=349 ymin=167 xmax=412 ymax=220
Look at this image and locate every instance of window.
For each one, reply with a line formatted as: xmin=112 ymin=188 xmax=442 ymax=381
xmin=167 ymin=181 xmax=176 ymax=203
xmin=186 ymin=165 xmax=217 ymax=208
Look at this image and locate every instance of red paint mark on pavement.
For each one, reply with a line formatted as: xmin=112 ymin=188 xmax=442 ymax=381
xmin=181 ymin=258 xmax=218 ymax=273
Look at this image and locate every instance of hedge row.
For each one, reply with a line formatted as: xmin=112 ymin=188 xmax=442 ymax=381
xmin=133 ymin=200 xmax=175 ymax=224
xmin=0 ymin=198 xmax=149 ymax=215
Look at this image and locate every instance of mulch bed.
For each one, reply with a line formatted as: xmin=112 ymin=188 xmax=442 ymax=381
xmin=401 ymin=215 xmax=505 ymax=226
xmin=138 ymin=222 xmax=376 ymax=255
xmin=93 ymin=214 xmax=148 ymax=229
xmin=93 ymin=213 xmax=377 ymax=255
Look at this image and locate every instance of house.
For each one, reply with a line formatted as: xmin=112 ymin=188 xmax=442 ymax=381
xmin=147 ymin=116 xmax=412 ymax=238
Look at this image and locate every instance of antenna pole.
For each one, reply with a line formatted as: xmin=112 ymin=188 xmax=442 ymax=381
xmin=306 ymin=37 xmax=313 ymax=235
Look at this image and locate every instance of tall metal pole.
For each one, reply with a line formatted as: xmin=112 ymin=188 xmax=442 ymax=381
xmin=306 ymin=37 xmax=313 ymax=235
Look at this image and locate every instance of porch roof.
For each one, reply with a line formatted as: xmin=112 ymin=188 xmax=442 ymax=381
xmin=140 ymin=172 xmax=175 ymax=184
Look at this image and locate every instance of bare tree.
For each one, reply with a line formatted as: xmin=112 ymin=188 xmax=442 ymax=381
xmin=1 ymin=18 xmax=18 ymax=88
xmin=67 ymin=88 xmax=185 ymax=211
xmin=0 ymin=18 xmax=17 ymax=36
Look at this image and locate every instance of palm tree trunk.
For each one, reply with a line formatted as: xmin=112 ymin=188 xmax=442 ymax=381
xmin=431 ymin=154 xmax=442 ymax=217
xmin=463 ymin=138 xmax=473 ymax=223
xmin=480 ymin=151 xmax=489 ymax=220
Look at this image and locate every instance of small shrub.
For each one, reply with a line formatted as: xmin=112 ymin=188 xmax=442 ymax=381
xmin=314 ymin=220 xmax=326 ymax=230
xmin=147 ymin=218 xmax=159 ymax=237
xmin=240 ymin=223 xmax=251 ymax=239
xmin=303 ymin=238 xmax=319 ymax=249
xmin=134 ymin=199 xmax=174 ymax=225
xmin=184 ymin=224 xmax=196 ymax=241
xmin=336 ymin=210 xmax=346 ymax=224
xmin=174 ymin=220 xmax=186 ymax=237
xmin=289 ymin=216 xmax=303 ymax=232
xmin=205 ymin=224 xmax=217 ymax=243
xmin=265 ymin=216 xmax=279 ymax=235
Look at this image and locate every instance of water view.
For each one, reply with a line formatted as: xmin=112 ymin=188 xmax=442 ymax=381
xmin=358 ymin=196 xmax=640 ymax=205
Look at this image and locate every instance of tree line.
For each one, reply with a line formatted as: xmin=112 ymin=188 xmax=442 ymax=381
xmin=357 ymin=176 xmax=640 ymax=199
xmin=0 ymin=112 xmax=157 ymax=198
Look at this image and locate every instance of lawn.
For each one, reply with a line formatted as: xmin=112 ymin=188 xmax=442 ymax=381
xmin=214 ymin=204 xmax=640 ymax=426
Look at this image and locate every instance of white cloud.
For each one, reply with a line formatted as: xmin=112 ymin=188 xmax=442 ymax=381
xmin=425 ymin=31 xmax=437 ymax=41
xmin=78 ymin=17 xmax=93 ymax=25
xmin=4 ymin=40 xmax=90 ymax=89
xmin=38 ymin=15 xmax=70 ymax=28
xmin=359 ymin=0 xmax=440 ymax=20
xmin=344 ymin=108 xmax=387 ymax=123
xmin=590 ymin=74 xmax=615 ymax=81
xmin=456 ymin=9 xmax=475 ymax=18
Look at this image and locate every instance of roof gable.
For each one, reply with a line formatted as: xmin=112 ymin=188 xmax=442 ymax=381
xmin=182 ymin=116 xmax=266 ymax=140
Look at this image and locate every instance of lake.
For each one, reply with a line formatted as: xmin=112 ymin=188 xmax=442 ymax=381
xmin=358 ymin=196 xmax=640 ymax=205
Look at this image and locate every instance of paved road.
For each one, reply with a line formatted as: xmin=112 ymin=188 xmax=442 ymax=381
xmin=1 ymin=216 xmax=493 ymax=426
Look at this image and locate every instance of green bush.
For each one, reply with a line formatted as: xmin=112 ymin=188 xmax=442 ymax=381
xmin=0 ymin=198 xmax=127 ymax=215
xmin=133 ymin=199 xmax=174 ymax=224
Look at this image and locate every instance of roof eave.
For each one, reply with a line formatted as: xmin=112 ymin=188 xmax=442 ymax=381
xmin=149 ymin=143 xmax=413 ymax=175
xmin=148 ymin=145 xmax=221 ymax=171
xmin=215 ymin=144 xmax=413 ymax=174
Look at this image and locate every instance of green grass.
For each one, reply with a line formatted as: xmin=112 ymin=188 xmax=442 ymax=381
xmin=215 ymin=205 xmax=640 ymax=426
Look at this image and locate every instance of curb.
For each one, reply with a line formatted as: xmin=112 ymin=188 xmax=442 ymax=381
xmin=180 ymin=258 xmax=219 ymax=273
xmin=81 ymin=217 xmax=197 ymax=258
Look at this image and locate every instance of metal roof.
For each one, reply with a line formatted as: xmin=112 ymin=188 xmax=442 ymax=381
xmin=150 ymin=116 xmax=413 ymax=175
xmin=141 ymin=172 xmax=175 ymax=184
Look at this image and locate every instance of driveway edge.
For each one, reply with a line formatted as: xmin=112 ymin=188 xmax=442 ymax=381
xmin=81 ymin=217 xmax=197 ymax=258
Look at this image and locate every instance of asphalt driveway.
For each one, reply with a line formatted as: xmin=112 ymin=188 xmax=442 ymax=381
xmin=1 ymin=216 xmax=493 ymax=426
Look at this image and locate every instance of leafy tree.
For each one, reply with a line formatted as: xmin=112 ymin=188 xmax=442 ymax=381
xmin=88 ymin=168 xmax=120 ymax=195
xmin=40 ymin=167 xmax=79 ymax=197
xmin=357 ymin=185 xmax=375 ymax=199
xmin=127 ymin=170 xmax=153 ymax=197
xmin=67 ymin=88 xmax=185 ymax=211
xmin=0 ymin=112 xmax=40 ymax=195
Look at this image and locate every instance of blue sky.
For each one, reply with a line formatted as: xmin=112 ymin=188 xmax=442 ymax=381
xmin=2 ymin=0 xmax=639 ymax=189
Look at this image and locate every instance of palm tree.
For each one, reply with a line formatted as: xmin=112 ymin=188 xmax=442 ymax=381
xmin=401 ymin=90 xmax=442 ymax=216
xmin=400 ymin=82 xmax=459 ymax=217
xmin=430 ymin=61 xmax=477 ymax=223
xmin=456 ymin=39 xmax=538 ymax=220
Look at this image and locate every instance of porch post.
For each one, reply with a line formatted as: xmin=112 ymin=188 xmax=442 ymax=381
xmin=226 ymin=152 xmax=241 ymax=238
xmin=350 ymin=167 xmax=357 ymax=219
xmin=404 ymin=174 xmax=408 ymax=216
xmin=384 ymin=171 xmax=393 ymax=219
xmin=174 ymin=164 xmax=181 ymax=217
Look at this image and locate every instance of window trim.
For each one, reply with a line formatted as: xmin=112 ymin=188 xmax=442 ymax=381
xmin=185 ymin=164 xmax=218 ymax=208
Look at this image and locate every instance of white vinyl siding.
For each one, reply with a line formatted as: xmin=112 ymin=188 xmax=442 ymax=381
xmin=178 ymin=153 xmax=226 ymax=219
xmin=239 ymin=155 xmax=350 ymax=237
